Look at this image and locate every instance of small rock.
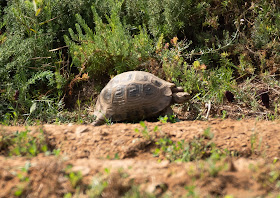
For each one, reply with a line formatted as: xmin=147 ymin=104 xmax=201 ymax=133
xmin=69 ymin=136 xmax=76 ymax=140
xmin=64 ymin=129 xmax=72 ymax=134
xmin=113 ymin=139 xmax=125 ymax=146
xmin=72 ymin=166 xmax=90 ymax=176
xmin=241 ymin=143 xmax=247 ymax=147
xmin=58 ymin=175 xmax=68 ymax=183
xmin=3 ymin=171 xmax=14 ymax=181
xmin=75 ymin=126 xmax=89 ymax=135
xmin=233 ymin=158 xmax=256 ymax=171
xmin=146 ymin=182 xmax=168 ymax=195
xmin=160 ymin=160 xmax=170 ymax=167
xmin=224 ymin=136 xmax=231 ymax=140
xmin=100 ymin=131 xmax=109 ymax=136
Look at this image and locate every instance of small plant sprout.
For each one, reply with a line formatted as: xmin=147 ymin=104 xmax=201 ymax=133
xmin=202 ymin=127 xmax=214 ymax=139
xmin=158 ymin=114 xmax=179 ymax=123
xmin=86 ymin=176 xmax=108 ymax=197
xmin=104 ymin=116 xmax=113 ymax=125
xmin=158 ymin=115 xmax=168 ymax=123
xmin=1 ymin=128 xmax=50 ymax=157
xmin=222 ymin=110 xmax=227 ymax=119
xmin=185 ymin=185 xmax=199 ymax=198
xmin=67 ymin=171 xmax=83 ymax=188
xmin=76 ymin=96 xmax=83 ymax=124
xmin=135 ymin=121 xmax=158 ymax=140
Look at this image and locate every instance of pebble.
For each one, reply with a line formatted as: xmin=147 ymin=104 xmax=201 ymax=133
xmin=224 ymin=136 xmax=231 ymax=140
xmin=71 ymin=166 xmax=90 ymax=176
xmin=75 ymin=126 xmax=89 ymax=136
xmin=241 ymin=143 xmax=247 ymax=147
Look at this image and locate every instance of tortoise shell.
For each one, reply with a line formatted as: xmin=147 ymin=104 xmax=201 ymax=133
xmin=93 ymin=71 xmax=176 ymax=123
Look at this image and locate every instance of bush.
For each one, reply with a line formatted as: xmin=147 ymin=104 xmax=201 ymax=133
xmin=65 ymin=0 xmax=154 ymax=86
xmin=124 ymin=0 xmax=209 ymax=40
xmin=0 ymin=129 xmax=49 ymax=156
xmin=155 ymin=36 xmax=236 ymax=105
xmin=0 ymin=0 xmax=93 ymax=122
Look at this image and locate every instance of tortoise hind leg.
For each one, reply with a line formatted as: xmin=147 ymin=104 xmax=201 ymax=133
xmin=91 ymin=118 xmax=105 ymax=126
xmin=163 ymin=106 xmax=174 ymax=117
xmin=159 ymin=107 xmax=173 ymax=119
xmin=91 ymin=113 xmax=107 ymax=126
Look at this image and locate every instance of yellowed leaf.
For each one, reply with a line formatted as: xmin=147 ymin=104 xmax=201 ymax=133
xmin=35 ymin=8 xmax=41 ymax=16
xmin=29 ymin=28 xmax=37 ymax=33
xmin=193 ymin=60 xmax=200 ymax=69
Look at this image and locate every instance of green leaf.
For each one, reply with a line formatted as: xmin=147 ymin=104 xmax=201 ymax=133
xmin=63 ymin=193 xmax=72 ymax=198
xmin=30 ymin=102 xmax=37 ymax=114
xmin=14 ymin=188 xmax=23 ymax=196
xmin=139 ymin=121 xmax=145 ymax=128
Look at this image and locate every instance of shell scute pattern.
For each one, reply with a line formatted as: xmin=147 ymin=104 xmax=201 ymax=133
xmin=112 ymin=85 xmax=125 ymax=105
xmin=127 ymin=83 xmax=141 ymax=99
xmin=102 ymin=88 xmax=112 ymax=102
xmin=143 ymin=84 xmax=156 ymax=96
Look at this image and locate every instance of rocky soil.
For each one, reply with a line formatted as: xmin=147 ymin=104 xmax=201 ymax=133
xmin=0 ymin=119 xmax=280 ymax=197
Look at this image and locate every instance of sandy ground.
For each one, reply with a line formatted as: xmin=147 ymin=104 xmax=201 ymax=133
xmin=0 ymin=119 xmax=280 ymax=197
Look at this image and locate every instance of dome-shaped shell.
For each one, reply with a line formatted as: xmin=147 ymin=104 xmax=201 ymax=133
xmin=94 ymin=71 xmax=176 ymax=122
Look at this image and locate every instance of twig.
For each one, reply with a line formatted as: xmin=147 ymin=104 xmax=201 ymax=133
xmin=49 ymin=46 xmax=68 ymax=52
xmin=206 ymin=100 xmax=211 ymax=119
xmin=186 ymin=29 xmax=239 ymax=59
xmin=39 ymin=16 xmax=60 ymax=26
xmin=31 ymin=56 xmax=51 ymax=60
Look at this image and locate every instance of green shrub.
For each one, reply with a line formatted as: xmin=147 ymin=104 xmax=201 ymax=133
xmin=156 ymin=36 xmax=236 ymax=105
xmin=124 ymin=0 xmax=209 ymax=39
xmin=251 ymin=1 xmax=280 ymax=48
xmin=65 ymin=0 xmax=154 ymax=86
xmin=0 ymin=0 xmax=93 ymax=122
xmin=153 ymin=133 xmax=216 ymax=162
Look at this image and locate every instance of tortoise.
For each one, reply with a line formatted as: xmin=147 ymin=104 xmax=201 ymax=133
xmin=92 ymin=71 xmax=191 ymax=126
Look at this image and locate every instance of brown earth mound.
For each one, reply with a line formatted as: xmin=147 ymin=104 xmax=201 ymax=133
xmin=0 ymin=119 xmax=280 ymax=197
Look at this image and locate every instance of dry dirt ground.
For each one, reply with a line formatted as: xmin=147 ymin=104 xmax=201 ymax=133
xmin=0 ymin=119 xmax=280 ymax=197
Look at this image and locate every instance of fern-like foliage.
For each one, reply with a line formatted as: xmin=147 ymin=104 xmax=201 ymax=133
xmin=65 ymin=0 xmax=154 ymax=83
xmin=124 ymin=0 xmax=209 ymax=39
xmin=0 ymin=0 xmax=92 ymax=122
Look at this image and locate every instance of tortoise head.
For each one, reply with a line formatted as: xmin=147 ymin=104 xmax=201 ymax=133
xmin=172 ymin=92 xmax=191 ymax=103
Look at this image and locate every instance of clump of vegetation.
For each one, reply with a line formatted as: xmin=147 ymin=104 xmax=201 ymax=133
xmin=134 ymin=121 xmax=158 ymax=141
xmin=0 ymin=0 xmax=93 ymax=123
xmin=63 ymin=167 xmax=155 ymax=198
xmin=0 ymin=128 xmax=50 ymax=156
xmin=252 ymin=162 xmax=280 ymax=193
xmin=153 ymin=128 xmax=219 ymax=162
xmin=14 ymin=162 xmax=31 ymax=197
xmin=64 ymin=1 xmax=154 ymax=90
